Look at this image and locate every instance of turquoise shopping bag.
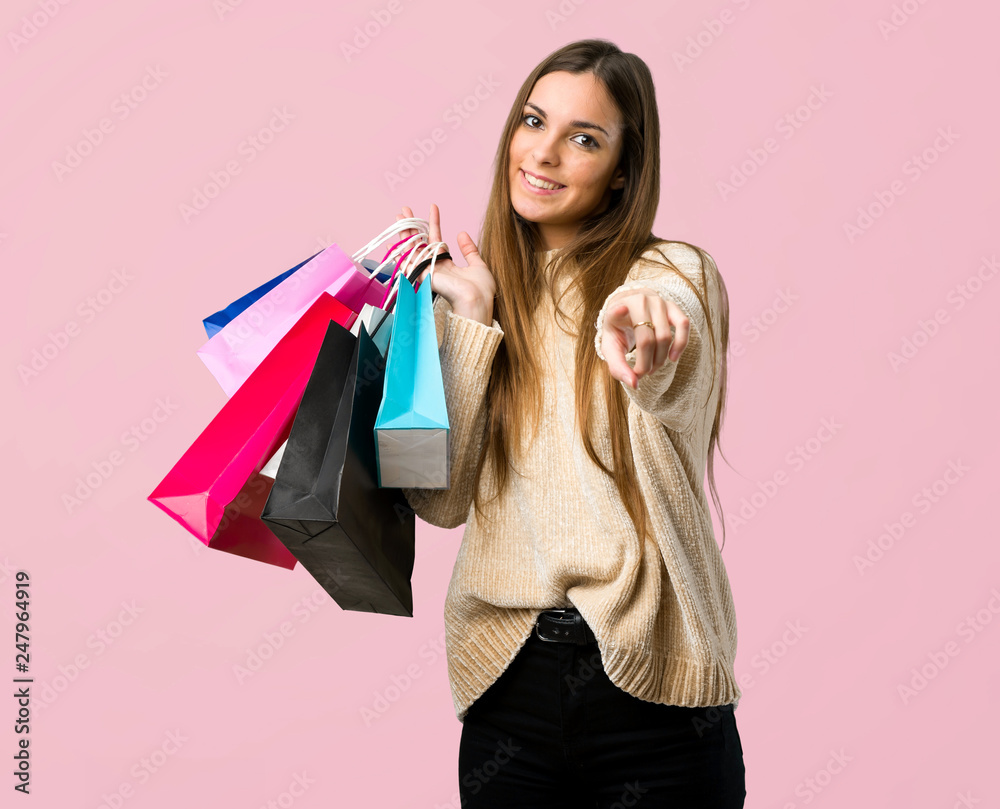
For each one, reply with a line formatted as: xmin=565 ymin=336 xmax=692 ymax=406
xmin=373 ymin=268 xmax=449 ymax=489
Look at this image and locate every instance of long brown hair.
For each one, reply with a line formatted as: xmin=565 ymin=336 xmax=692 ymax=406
xmin=471 ymin=38 xmax=733 ymax=549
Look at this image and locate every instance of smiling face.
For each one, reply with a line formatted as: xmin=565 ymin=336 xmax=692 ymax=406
xmin=508 ymin=70 xmax=626 ymax=251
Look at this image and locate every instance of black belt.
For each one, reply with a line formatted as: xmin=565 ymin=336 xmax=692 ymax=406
xmin=534 ymin=607 xmax=597 ymax=644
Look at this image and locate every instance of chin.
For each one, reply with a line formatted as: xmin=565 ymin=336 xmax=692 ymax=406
xmin=509 ymin=197 xmax=537 ymax=223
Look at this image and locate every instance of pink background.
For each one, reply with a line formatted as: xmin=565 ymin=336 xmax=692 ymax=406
xmin=3 ymin=0 xmax=998 ymax=806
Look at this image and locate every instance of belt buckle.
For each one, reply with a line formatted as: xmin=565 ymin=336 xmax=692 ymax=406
xmin=535 ymin=622 xmax=559 ymax=642
xmin=535 ymin=608 xmax=578 ymax=643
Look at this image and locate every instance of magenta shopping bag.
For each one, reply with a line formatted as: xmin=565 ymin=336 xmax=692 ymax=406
xmin=149 ymin=293 xmax=357 ymax=569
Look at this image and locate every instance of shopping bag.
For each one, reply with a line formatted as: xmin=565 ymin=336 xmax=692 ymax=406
xmin=148 ymin=293 xmax=355 ymax=568
xmin=261 ymin=318 xmax=416 ymax=615
xmin=196 ymin=244 xmax=378 ymax=397
xmin=258 ymin=302 xmax=394 ymax=482
xmin=374 ymin=264 xmax=450 ymax=489
xmin=350 ymin=302 xmax=394 ymax=356
xmin=202 ymin=257 xmax=389 ymax=340
xmin=202 ymin=251 xmax=321 ymax=338
xmin=197 ymin=220 xmax=430 ymax=398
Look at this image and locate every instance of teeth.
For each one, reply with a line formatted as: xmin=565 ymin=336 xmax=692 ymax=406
xmin=524 ymin=171 xmax=563 ymax=190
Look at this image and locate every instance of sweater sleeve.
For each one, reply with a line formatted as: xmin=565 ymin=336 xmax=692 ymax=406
xmin=401 ymin=294 xmax=504 ymax=529
xmin=593 ymin=244 xmax=721 ymax=432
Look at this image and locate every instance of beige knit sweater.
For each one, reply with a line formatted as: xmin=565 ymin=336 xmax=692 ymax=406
xmin=402 ymin=242 xmax=741 ymax=724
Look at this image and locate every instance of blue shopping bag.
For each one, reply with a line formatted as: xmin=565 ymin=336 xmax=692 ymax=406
xmin=201 ymin=251 xmax=322 ymax=338
xmin=373 ymin=268 xmax=449 ymax=489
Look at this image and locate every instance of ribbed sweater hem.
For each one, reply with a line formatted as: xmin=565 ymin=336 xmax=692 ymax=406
xmin=449 ymin=609 xmax=741 ymax=723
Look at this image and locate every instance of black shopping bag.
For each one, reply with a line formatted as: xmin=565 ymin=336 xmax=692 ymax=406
xmin=261 ymin=318 xmax=417 ymax=616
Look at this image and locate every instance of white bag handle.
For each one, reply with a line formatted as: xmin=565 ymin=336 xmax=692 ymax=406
xmin=381 ymin=258 xmax=411 ymax=314
xmin=400 ymin=240 xmax=449 ymax=277
xmin=372 ymin=231 xmax=429 ymax=277
xmin=352 ymin=218 xmax=429 ymax=263
xmin=382 ymin=240 xmax=449 ymax=313
xmin=351 ymin=220 xmax=430 ymax=288
xmin=373 ymin=230 xmax=432 ymax=310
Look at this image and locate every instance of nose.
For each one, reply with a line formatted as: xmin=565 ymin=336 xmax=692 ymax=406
xmin=531 ymin=133 xmax=561 ymax=166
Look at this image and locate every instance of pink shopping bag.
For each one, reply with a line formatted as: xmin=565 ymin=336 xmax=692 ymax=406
xmin=149 ymin=293 xmax=357 ymax=569
xmin=197 ymin=243 xmax=387 ymax=397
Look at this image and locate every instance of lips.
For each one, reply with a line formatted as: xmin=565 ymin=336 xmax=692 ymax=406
xmin=522 ymin=169 xmax=565 ymax=188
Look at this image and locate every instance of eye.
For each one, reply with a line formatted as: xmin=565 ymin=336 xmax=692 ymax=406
xmin=521 ymin=114 xmax=599 ymax=149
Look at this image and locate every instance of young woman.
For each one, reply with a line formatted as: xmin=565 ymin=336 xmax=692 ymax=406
xmin=397 ymin=39 xmax=745 ymax=808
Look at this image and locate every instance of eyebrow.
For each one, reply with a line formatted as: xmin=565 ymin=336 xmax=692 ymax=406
xmin=524 ymin=102 xmax=611 ymax=139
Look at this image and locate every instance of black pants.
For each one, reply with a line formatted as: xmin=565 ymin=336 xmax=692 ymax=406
xmin=458 ymin=618 xmax=746 ymax=808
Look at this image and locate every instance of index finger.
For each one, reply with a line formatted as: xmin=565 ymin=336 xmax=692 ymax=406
xmin=602 ymin=303 xmax=639 ymax=388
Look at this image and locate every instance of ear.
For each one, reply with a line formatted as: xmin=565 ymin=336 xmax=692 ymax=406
xmin=610 ymin=163 xmax=626 ymax=191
